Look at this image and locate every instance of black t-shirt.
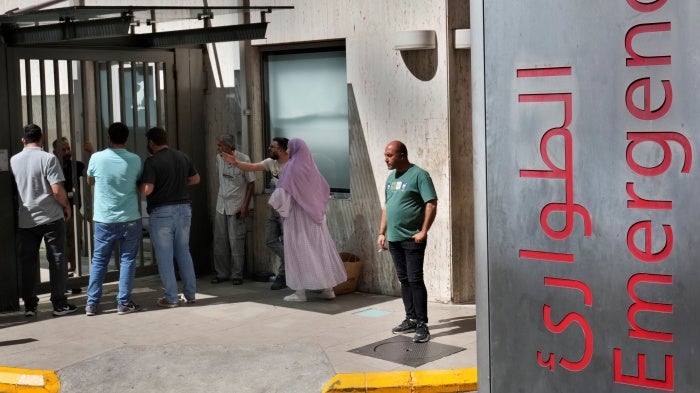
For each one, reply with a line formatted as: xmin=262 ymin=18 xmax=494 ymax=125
xmin=63 ymin=159 xmax=85 ymax=207
xmin=63 ymin=159 xmax=84 ymax=192
xmin=140 ymin=147 xmax=198 ymax=212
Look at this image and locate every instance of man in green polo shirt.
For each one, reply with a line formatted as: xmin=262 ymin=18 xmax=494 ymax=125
xmin=377 ymin=140 xmax=437 ymax=343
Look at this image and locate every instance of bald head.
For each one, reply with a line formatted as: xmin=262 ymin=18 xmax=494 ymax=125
xmin=384 ymin=140 xmax=411 ymax=172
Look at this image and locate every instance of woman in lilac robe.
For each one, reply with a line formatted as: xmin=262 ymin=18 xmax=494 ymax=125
xmin=268 ymin=138 xmax=347 ymax=301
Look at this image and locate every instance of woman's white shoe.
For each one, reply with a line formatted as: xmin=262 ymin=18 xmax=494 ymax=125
xmin=284 ymin=291 xmax=307 ymax=302
xmin=319 ymin=288 xmax=336 ymax=299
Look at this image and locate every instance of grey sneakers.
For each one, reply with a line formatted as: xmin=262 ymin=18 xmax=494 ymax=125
xmin=156 ymin=296 xmax=195 ymax=307
xmin=85 ymin=304 xmax=99 ymax=316
xmin=117 ymin=301 xmax=141 ymax=315
xmin=85 ymin=302 xmax=140 ymax=316
xmin=156 ymin=297 xmax=179 ymax=308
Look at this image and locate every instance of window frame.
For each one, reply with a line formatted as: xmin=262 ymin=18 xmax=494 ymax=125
xmin=260 ymin=40 xmax=350 ymax=195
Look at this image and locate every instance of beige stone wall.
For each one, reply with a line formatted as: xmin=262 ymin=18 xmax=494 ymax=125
xmin=0 ymin=0 xmax=475 ymax=303
xmin=245 ymin=0 xmax=466 ymax=302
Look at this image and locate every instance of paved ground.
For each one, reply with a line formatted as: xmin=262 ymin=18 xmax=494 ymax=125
xmin=0 ymin=275 xmax=477 ymax=392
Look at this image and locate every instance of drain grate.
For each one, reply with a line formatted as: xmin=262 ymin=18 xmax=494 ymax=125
xmin=349 ymin=335 xmax=465 ymax=367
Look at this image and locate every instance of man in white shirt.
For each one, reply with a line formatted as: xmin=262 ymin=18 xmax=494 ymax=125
xmin=220 ymin=137 xmax=289 ymax=289
xmin=211 ymin=134 xmax=255 ymax=285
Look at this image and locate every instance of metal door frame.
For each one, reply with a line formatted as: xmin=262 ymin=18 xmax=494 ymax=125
xmin=6 ymin=47 xmax=177 ymax=291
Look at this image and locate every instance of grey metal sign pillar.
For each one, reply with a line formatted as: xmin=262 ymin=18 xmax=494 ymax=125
xmin=473 ymin=1 xmax=699 ymax=392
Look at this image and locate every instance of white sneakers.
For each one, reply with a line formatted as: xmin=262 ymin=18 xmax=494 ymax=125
xmin=283 ymin=288 xmax=336 ymax=302
xmin=319 ymin=288 xmax=336 ymax=299
xmin=283 ymin=291 xmax=307 ymax=302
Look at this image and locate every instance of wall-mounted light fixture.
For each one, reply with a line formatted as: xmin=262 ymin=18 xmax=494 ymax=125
xmin=454 ymin=28 xmax=471 ymax=49
xmin=393 ymin=30 xmax=436 ymax=51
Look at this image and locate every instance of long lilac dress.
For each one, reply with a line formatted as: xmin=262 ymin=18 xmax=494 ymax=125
xmin=268 ymin=139 xmax=347 ymax=291
xmin=269 ymin=189 xmax=346 ymax=290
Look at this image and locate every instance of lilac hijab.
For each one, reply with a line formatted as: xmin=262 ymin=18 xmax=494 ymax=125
xmin=276 ymin=138 xmax=330 ymax=224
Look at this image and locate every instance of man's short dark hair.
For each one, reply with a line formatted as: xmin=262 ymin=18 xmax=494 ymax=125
xmin=52 ymin=136 xmax=68 ymax=150
xmin=108 ymin=122 xmax=130 ymax=144
xmin=23 ymin=124 xmax=43 ymax=143
xmin=146 ymin=127 xmax=168 ymax=146
xmin=272 ymin=137 xmax=289 ymax=151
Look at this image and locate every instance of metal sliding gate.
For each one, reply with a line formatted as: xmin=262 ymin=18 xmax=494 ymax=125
xmin=6 ymin=47 xmax=177 ymax=291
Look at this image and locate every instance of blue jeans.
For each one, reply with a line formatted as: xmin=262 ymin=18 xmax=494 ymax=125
xmin=87 ymin=220 xmax=142 ymax=306
xmin=18 ymin=219 xmax=68 ymax=308
xmin=388 ymin=238 xmax=428 ymax=324
xmin=149 ymin=204 xmax=196 ymax=302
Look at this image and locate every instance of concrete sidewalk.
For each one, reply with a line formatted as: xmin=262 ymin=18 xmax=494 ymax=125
xmin=0 ymin=275 xmax=477 ymax=392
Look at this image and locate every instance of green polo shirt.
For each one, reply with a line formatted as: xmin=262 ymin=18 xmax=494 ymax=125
xmin=384 ymin=165 xmax=437 ymax=242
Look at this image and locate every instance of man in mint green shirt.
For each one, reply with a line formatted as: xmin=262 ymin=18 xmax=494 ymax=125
xmin=85 ymin=122 xmax=142 ymax=316
xmin=377 ymin=141 xmax=437 ymax=343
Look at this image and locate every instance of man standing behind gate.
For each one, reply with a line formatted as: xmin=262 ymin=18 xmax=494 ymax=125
xmin=211 ymin=134 xmax=255 ymax=285
xmin=140 ymin=126 xmax=200 ymax=308
xmin=85 ymin=122 xmax=142 ymax=316
xmin=377 ymin=141 xmax=437 ymax=343
xmin=52 ymin=136 xmax=95 ymax=277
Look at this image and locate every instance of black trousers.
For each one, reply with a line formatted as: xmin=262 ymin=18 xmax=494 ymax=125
xmin=388 ymin=238 xmax=428 ymax=324
xmin=18 ymin=219 xmax=68 ymax=308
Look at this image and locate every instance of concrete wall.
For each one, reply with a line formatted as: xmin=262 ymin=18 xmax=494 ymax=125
xmin=240 ymin=0 xmax=470 ymax=303
xmin=0 ymin=0 xmax=475 ymax=303
xmin=447 ymin=0 xmax=474 ymax=303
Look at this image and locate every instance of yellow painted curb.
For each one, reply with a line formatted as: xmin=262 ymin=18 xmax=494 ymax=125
xmin=322 ymin=368 xmax=477 ymax=392
xmin=0 ymin=367 xmax=60 ymax=393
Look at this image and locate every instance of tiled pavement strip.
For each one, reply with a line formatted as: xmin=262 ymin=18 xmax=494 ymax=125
xmin=0 ymin=275 xmax=477 ymax=392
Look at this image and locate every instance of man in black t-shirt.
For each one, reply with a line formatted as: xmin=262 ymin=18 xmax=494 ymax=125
xmin=139 ymin=127 xmax=200 ymax=308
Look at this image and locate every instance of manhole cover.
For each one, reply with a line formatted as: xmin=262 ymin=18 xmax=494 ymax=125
xmin=349 ymin=335 xmax=465 ymax=367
